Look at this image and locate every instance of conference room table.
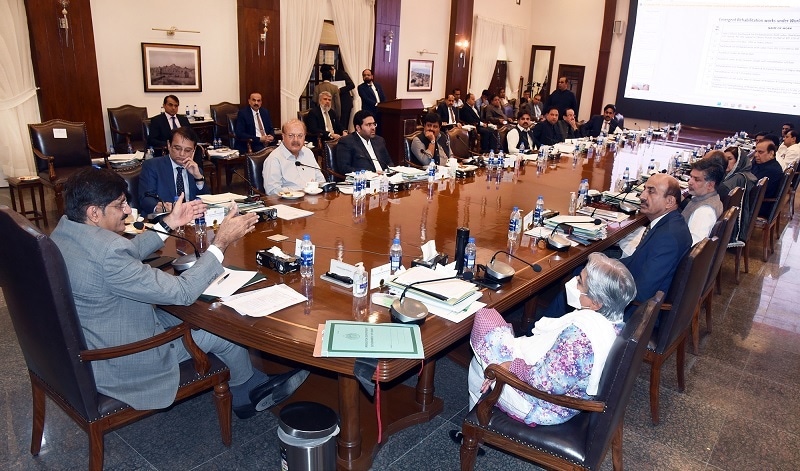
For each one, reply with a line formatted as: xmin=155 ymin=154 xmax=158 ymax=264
xmin=163 ymin=150 xmax=645 ymax=470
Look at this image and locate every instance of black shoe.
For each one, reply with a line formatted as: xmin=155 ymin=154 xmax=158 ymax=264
xmin=448 ymin=429 xmax=485 ymax=456
xmin=250 ymin=369 xmax=310 ymax=412
xmin=233 ymin=402 xmax=257 ymax=420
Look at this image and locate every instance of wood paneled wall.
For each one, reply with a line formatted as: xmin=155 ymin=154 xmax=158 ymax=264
xmin=237 ymin=0 xmax=281 ymax=123
xmin=373 ymin=0 xmax=400 ymax=100
xmin=445 ymin=0 xmax=474 ymax=98
xmin=25 ymin=0 xmax=105 ymax=151
xmin=590 ymin=0 xmax=616 ymax=116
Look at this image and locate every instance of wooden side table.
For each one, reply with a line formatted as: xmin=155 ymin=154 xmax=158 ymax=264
xmin=8 ymin=177 xmax=48 ymax=228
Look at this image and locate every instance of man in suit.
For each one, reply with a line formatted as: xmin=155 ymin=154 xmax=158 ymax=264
xmin=234 ymin=92 xmax=276 ymax=154
xmin=505 ymin=110 xmax=535 ymax=154
xmin=751 ymin=139 xmax=785 ymax=217
xmin=557 ymin=108 xmax=582 ymax=140
xmin=138 ymin=126 xmax=210 ymax=215
xmin=313 ymin=66 xmax=341 ymax=119
xmin=147 ymin=95 xmax=190 ymax=156
xmin=437 ymin=94 xmax=460 ymax=131
xmin=460 ymin=92 xmax=497 ymax=153
xmin=411 ymin=112 xmax=454 ymax=166
xmin=334 ymin=64 xmax=356 ymax=130
xmin=357 ymin=68 xmax=386 ymax=133
xmin=304 ymin=91 xmax=345 ymax=142
xmin=546 ymin=76 xmax=579 ymax=117
xmin=50 ymin=167 xmax=308 ymax=418
xmin=582 ymin=104 xmax=621 ymax=138
xmin=531 ymin=107 xmax=564 ymax=147
xmin=336 ymin=110 xmax=392 ymax=174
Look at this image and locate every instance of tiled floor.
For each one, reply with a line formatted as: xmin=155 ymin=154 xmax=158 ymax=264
xmin=1 ymin=187 xmax=799 ymax=470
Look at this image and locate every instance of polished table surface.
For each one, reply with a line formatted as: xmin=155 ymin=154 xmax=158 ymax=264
xmin=163 ymin=151 xmax=645 ymax=470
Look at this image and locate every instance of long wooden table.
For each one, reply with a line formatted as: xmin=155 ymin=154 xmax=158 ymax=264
xmin=164 ymin=151 xmax=644 ymax=470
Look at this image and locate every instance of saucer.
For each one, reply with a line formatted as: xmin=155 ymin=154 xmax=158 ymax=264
xmin=304 ymin=188 xmax=323 ymax=195
xmin=279 ymin=191 xmax=305 ymax=200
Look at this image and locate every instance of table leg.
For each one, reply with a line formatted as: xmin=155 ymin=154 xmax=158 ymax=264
xmin=337 ymin=374 xmax=362 ymax=462
xmin=416 ymin=359 xmax=437 ymax=406
xmin=28 ymin=187 xmax=40 ymax=228
xmin=9 ymin=186 xmax=18 ymax=212
xmin=18 ymin=188 xmax=28 ymax=220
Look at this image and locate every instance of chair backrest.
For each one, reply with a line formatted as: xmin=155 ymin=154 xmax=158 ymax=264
xmin=226 ymin=113 xmax=239 ymax=149
xmin=210 ymin=102 xmax=239 ymax=141
xmin=107 ymin=105 xmax=148 ymax=151
xmin=720 ymin=186 xmax=743 ymax=213
xmin=29 ymin=119 xmax=92 ymax=172
xmin=403 ymin=118 xmax=419 ymax=136
xmin=404 ymin=131 xmax=422 ymax=166
xmin=0 ymin=206 xmax=101 ymax=421
xmin=741 ymin=177 xmax=769 ymax=242
xmin=583 ymin=291 xmax=663 ymax=465
xmin=141 ymin=118 xmax=152 ymax=145
xmin=655 ymin=237 xmax=719 ymax=353
xmin=322 ymin=140 xmax=342 ymax=182
xmin=704 ymin=206 xmax=739 ymax=293
xmin=244 ymin=146 xmax=275 ymax=194
xmin=765 ymin=168 xmax=794 ymax=222
xmin=448 ymin=126 xmax=471 ymax=159
xmin=113 ymin=162 xmax=144 ymax=209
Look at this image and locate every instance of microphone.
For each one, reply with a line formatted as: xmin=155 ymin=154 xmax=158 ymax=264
xmin=390 ymin=273 xmax=475 ymax=324
xmin=133 ymin=221 xmax=200 ymax=272
xmin=232 ymin=169 xmax=266 ymax=199
xmin=604 ymin=183 xmax=638 ymax=213
xmin=546 ymin=223 xmax=575 ymax=251
xmin=294 ymin=161 xmax=338 ymax=192
xmin=481 ymin=251 xmax=542 ymax=283
xmin=294 ymin=161 xmax=322 ymax=171
xmin=144 ymin=191 xmax=170 ymax=221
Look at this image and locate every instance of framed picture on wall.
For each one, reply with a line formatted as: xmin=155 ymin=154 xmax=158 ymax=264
xmin=141 ymin=43 xmax=202 ymax=92
xmin=407 ymin=60 xmax=434 ymax=92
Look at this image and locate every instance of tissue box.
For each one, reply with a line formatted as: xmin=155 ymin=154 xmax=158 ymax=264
xmin=256 ymin=249 xmax=300 ymax=274
xmin=411 ymin=253 xmax=449 ymax=269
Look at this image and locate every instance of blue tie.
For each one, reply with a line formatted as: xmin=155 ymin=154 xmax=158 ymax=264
xmin=176 ymin=167 xmax=185 ymax=199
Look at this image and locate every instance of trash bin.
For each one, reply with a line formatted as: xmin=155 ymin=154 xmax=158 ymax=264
xmin=278 ymin=401 xmax=339 ymax=471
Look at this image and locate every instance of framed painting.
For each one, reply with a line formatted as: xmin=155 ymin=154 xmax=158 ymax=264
xmin=141 ymin=43 xmax=202 ymax=92
xmin=407 ymin=59 xmax=434 ymax=92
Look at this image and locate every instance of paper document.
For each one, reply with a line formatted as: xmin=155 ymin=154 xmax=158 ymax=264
xmin=198 ymin=193 xmax=248 ymax=204
xmin=314 ymin=320 xmax=424 ymax=359
xmin=222 ymin=284 xmax=306 ymax=317
xmin=202 ymin=268 xmax=259 ymax=298
xmin=387 ymin=266 xmax=478 ymax=305
xmin=268 ymin=204 xmax=314 ymax=220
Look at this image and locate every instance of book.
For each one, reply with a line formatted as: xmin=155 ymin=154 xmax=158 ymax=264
xmin=313 ymin=320 xmax=424 ymax=359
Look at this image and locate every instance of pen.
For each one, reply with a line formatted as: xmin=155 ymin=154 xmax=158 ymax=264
xmin=216 ymin=273 xmax=230 ymax=285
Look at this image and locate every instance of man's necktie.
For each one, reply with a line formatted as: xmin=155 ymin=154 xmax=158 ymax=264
xmin=256 ymin=112 xmax=266 ymax=137
xmin=176 ymin=167 xmax=185 ymax=198
xmin=642 ymin=224 xmax=650 ymax=239
xmin=171 ymin=116 xmax=178 ymax=130
xmin=371 ymin=84 xmax=380 ymax=103
xmin=323 ymin=110 xmax=333 ymax=134
xmin=449 ymin=107 xmax=455 ymax=124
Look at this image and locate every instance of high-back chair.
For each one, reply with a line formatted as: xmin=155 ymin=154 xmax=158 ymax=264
xmin=727 ymin=177 xmax=768 ymax=283
xmin=227 ymin=113 xmax=252 ymax=153
xmin=459 ymin=292 xmax=664 ymax=471
xmin=322 ymin=139 xmax=346 ymax=182
xmin=29 ymin=119 xmax=108 ymax=215
xmin=788 ymin=159 xmax=800 ymax=218
xmin=448 ymin=126 xmax=472 ymax=159
xmin=210 ymin=102 xmax=238 ymax=143
xmin=107 ymin=105 xmax=148 ymax=153
xmin=403 ymin=131 xmax=424 ymax=168
xmin=0 ymin=206 xmax=232 ymax=471
xmin=645 ymin=237 xmax=718 ymax=424
xmin=244 ymin=146 xmax=276 ymax=195
xmin=754 ymin=167 xmax=794 ymax=261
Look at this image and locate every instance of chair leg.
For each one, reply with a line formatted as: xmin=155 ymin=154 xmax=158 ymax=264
xmin=705 ymin=288 xmax=714 ymax=335
xmin=30 ymin=379 xmax=45 ymax=456
xmin=762 ymin=226 xmax=769 ymax=262
xmin=743 ymin=243 xmax=750 ymax=274
xmin=611 ymin=422 xmax=624 ymax=471
xmin=88 ymin=423 xmax=105 ymax=471
xmin=649 ymin=355 xmax=663 ymax=425
xmin=459 ymin=423 xmax=482 ymax=471
xmin=715 ymin=270 xmax=722 ymax=295
xmin=677 ymin=338 xmax=686 ymax=392
xmin=213 ymin=381 xmax=233 ymax=446
xmin=691 ymin=306 xmax=700 ymax=355
xmin=734 ymin=247 xmax=742 ymax=283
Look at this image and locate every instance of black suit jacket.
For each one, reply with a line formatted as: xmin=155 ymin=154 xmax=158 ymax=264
xmin=147 ymin=113 xmax=191 ymax=151
xmin=337 ymin=69 xmax=356 ymax=114
xmin=436 ymin=103 xmax=460 ymax=126
xmin=531 ymin=121 xmax=564 ymax=147
xmin=357 ymin=81 xmax=386 ymax=114
xmin=335 ymin=133 xmax=392 ymax=174
xmin=305 ymin=106 xmax=344 ymax=142
xmin=582 ymin=115 xmax=620 ymax=137
xmin=234 ymin=107 xmax=276 ymax=154
xmin=459 ymin=105 xmax=482 ymax=126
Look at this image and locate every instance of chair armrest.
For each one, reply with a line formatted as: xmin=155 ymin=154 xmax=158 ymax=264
xmin=323 ymin=167 xmax=347 ymax=181
xmin=475 ymin=364 xmax=605 ymax=426
xmin=631 ymin=300 xmax=672 ymax=311
xmin=109 ymin=126 xmax=133 ymax=140
xmin=32 ymin=148 xmax=56 ymax=180
xmin=79 ymin=323 xmax=188 ymax=361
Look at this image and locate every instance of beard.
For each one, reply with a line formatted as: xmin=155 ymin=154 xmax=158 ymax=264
xmin=321 ymin=105 xmax=331 ymax=113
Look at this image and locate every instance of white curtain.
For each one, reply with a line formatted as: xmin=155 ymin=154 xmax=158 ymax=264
xmin=469 ymin=16 xmax=504 ymax=97
xmin=0 ymin=0 xmax=40 ymax=183
xmin=330 ymin=0 xmax=375 ymax=130
xmin=503 ymin=24 xmax=527 ymax=99
xmin=280 ymin=0 xmax=324 ymax=124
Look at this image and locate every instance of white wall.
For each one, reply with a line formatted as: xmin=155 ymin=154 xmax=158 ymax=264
xmin=91 ymin=0 xmax=239 ymax=149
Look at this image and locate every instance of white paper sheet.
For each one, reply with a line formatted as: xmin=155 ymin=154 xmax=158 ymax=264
xmin=222 ymin=284 xmax=306 ymax=317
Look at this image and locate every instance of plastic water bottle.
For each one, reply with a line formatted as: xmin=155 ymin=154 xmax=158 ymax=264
xmin=194 ymin=197 xmax=206 ymax=236
xmin=497 ymin=150 xmax=505 ymax=167
xmin=193 ymin=105 xmax=198 ymax=116
xmin=300 ymin=234 xmax=314 ymax=278
xmin=508 ymin=206 xmax=522 ymax=241
xmin=379 ymin=174 xmax=389 ymax=193
xmin=427 ymin=159 xmax=436 ymax=182
xmin=127 ymin=142 xmax=134 ymax=154
xmin=647 ymin=159 xmax=655 ymax=174
xmin=623 ymin=166 xmax=630 ymax=181
xmin=487 ymin=150 xmax=495 ymax=172
xmin=352 ymin=262 xmax=368 ymax=297
xmin=534 ymin=195 xmax=545 ymax=226
xmin=389 ymin=238 xmax=402 ymax=274
xmin=185 ymin=105 xmax=190 ymax=117
xmin=463 ymin=237 xmax=477 ymax=277
xmin=577 ymin=179 xmax=589 ymax=210
xmin=568 ymin=191 xmax=578 ymax=215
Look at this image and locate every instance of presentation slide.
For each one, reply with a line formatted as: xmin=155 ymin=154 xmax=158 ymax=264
xmin=618 ymin=0 xmax=800 ymax=129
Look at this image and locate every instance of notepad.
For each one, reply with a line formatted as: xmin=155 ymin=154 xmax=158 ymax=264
xmin=313 ymin=320 xmax=424 ymax=359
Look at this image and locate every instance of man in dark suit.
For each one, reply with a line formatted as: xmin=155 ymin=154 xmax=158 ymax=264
xmin=357 ymin=68 xmax=386 ymax=133
xmin=531 ymin=107 xmax=564 ymax=147
xmin=234 ymin=92 xmax=276 ymax=154
xmin=460 ymin=92 xmax=497 ymax=153
xmin=437 ymin=94 xmax=460 ymax=131
xmin=138 ymin=126 xmax=210 ymax=215
xmin=582 ymin=104 xmax=621 ymax=138
xmin=147 ymin=95 xmax=190 ymax=156
xmin=334 ymin=65 xmax=356 ymax=130
xmin=546 ymin=76 xmax=579 ymax=117
xmin=304 ymin=91 xmax=345 ymax=142
xmin=335 ymin=110 xmax=392 ymax=174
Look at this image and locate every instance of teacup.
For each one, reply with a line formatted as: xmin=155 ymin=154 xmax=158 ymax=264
xmin=126 ymin=207 xmax=139 ymax=224
xmin=304 ymin=181 xmax=319 ymax=192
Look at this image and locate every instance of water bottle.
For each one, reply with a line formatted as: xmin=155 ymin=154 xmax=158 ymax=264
xmin=127 ymin=142 xmax=134 ymax=154
xmin=352 ymin=262 xmax=368 ymax=297
xmin=647 ymin=159 xmax=655 ymax=174
xmin=623 ymin=166 xmax=630 ymax=181
xmin=508 ymin=206 xmax=522 ymax=241
xmin=463 ymin=237 xmax=477 ymax=277
xmin=185 ymin=105 xmax=190 ymax=117
xmin=427 ymin=159 xmax=436 ymax=182
xmin=568 ymin=191 xmax=578 ymax=215
xmin=194 ymin=197 xmax=206 ymax=236
xmin=534 ymin=195 xmax=545 ymax=226
xmin=145 ymin=147 xmax=154 ymax=160
xmin=193 ymin=105 xmax=198 ymax=116
xmin=577 ymin=179 xmax=589 ymax=210
xmin=487 ymin=150 xmax=495 ymax=172
xmin=389 ymin=238 xmax=402 ymax=274
xmin=300 ymin=234 xmax=314 ymax=278
xmin=379 ymin=174 xmax=389 ymax=193
xmin=497 ymin=150 xmax=505 ymax=168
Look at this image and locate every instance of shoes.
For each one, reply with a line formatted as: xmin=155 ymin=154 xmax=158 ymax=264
xmin=232 ymin=369 xmax=310 ymax=420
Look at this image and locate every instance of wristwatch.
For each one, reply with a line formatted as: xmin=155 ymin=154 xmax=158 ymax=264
xmin=195 ymin=176 xmax=205 ymax=181
xmin=159 ymin=220 xmax=173 ymax=233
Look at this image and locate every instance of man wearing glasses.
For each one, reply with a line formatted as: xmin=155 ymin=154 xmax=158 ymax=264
xmin=262 ymin=119 xmax=325 ymax=195
xmin=545 ymin=76 xmax=579 ymax=118
xmin=335 ymin=110 xmax=392 ymax=174
xmin=139 ymin=126 xmax=209 ymax=215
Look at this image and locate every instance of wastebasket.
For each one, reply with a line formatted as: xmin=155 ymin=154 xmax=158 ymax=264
xmin=278 ymin=401 xmax=339 ymax=471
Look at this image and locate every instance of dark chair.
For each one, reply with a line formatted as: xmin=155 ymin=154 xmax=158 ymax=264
xmin=788 ymin=160 xmax=800 ymax=218
xmin=244 ymin=146 xmax=276 ymax=195
xmin=322 ymin=140 xmax=346 ymax=182
xmin=448 ymin=127 xmax=472 ymax=159
xmin=227 ymin=113 xmax=252 ymax=153
xmin=754 ymin=168 xmax=793 ymax=262
xmin=140 ymin=118 xmax=167 ymax=156
xmin=0 ymin=206 xmax=232 ymax=471
xmin=403 ymin=131 xmax=425 ymax=168
xmin=403 ymin=118 xmax=420 ymax=135
xmin=107 ymin=105 xmax=148 ymax=154
xmin=645 ymin=237 xmax=718 ymax=424
xmin=720 ymin=186 xmax=743 ymax=215
xmin=460 ymin=292 xmax=664 ymax=471
xmin=210 ymin=102 xmax=239 ymax=143
xmin=111 ymin=160 xmax=143 ymax=210
xmin=691 ymin=206 xmax=738 ymax=353
xmin=29 ymin=119 xmax=108 ymax=215
xmin=727 ymin=177 xmax=768 ymax=283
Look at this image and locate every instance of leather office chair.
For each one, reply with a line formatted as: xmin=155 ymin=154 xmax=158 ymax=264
xmin=720 ymin=186 xmax=743 ymax=214
xmin=210 ymin=102 xmax=238 ymax=143
xmin=448 ymin=126 xmax=472 ymax=159
xmin=0 ymin=206 xmax=232 ymax=471
xmin=29 ymin=119 xmax=108 ymax=216
xmin=403 ymin=131 xmax=425 ymax=168
xmin=460 ymin=292 xmax=664 ymax=471
xmin=111 ymin=160 xmax=144 ymax=210
xmin=645 ymin=237 xmax=718 ymax=424
xmin=140 ymin=118 xmax=168 ymax=156
xmin=322 ymin=140 xmax=346 ymax=182
xmin=691 ymin=206 xmax=738 ymax=353
xmin=727 ymin=177 xmax=768 ymax=283
xmin=244 ymin=146 xmax=276 ymax=195
xmin=227 ymin=113 xmax=252 ymax=153
xmin=107 ymin=105 xmax=148 ymax=154
xmin=754 ymin=168 xmax=793 ymax=261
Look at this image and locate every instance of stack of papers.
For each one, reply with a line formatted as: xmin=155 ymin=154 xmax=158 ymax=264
xmin=384 ymin=266 xmax=484 ymax=323
xmin=576 ymin=207 xmax=630 ymax=223
xmin=208 ymin=148 xmax=239 ymax=159
xmin=387 ymin=166 xmax=428 ymax=181
xmin=544 ymin=215 xmax=607 ymax=240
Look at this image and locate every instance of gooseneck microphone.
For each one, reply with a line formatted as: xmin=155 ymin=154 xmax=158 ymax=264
xmin=232 ymin=169 xmax=266 ymax=198
xmin=144 ymin=191 xmax=170 ymax=221
xmin=390 ymin=273 xmax=474 ymax=324
xmin=294 ymin=161 xmax=323 ymax=171
xmin=133 ymin=221 xmax=200 ymax=271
